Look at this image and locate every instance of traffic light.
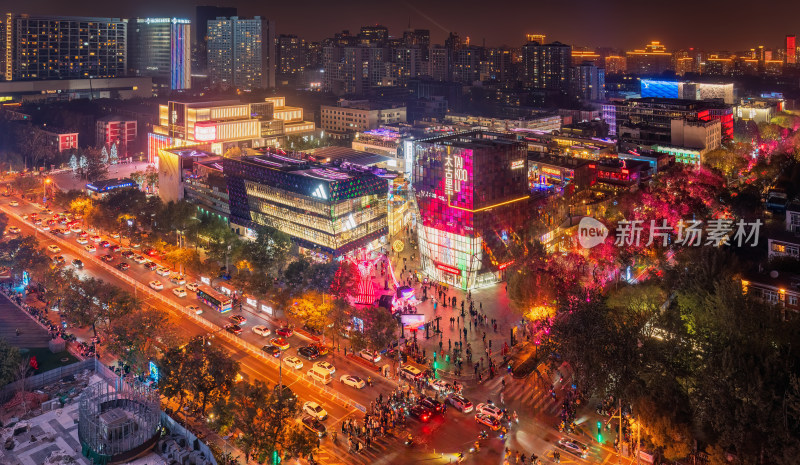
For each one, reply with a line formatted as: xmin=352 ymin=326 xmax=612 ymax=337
xmin=272 ymin=450 xmax=281 ymax=464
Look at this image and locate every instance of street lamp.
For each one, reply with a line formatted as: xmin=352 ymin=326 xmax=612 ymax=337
xmin=43 ymin=178 xmax=51 ymax=204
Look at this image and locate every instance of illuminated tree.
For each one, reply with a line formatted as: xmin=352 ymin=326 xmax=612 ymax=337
xmin=288 ymin=291 xmax=331 ymax=332
xmin=329 ymin=260 xmax=360 ymax=301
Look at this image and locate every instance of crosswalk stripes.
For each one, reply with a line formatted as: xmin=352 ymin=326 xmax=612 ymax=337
xmin=318 ymin=432 xmax=399 ymax=465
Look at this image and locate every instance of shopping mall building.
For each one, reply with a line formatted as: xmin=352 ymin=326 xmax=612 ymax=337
xmin=224 ymin=152 xmax=389 ymax=258
xmin=413 ymin=131 xmax=530 ymax=289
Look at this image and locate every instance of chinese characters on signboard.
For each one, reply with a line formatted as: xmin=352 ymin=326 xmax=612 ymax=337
xmin=444 ymin=153 xmax=468 ymax=196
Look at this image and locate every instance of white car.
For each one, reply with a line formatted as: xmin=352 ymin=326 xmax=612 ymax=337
xmin=185 ymin=282 xmax=199 ymax=292
xmin=359 ymin=349 xmax=381 ymax=363
xmin=187 ymin=305 xmax=203 ymax=315
xmin=70 ymin=226 xmax=82 ymax=233
xmin=90 ymin=235 xmax=102 ymax=243
xmin=283 ymin=356 xmax=303 ymax=370
xmin=172 ymin=287 xmax=187 ymax=298
xmin=76 ymin=237 xmax=88 ymax=245
xmin=339 ymin=374 xmax=366 ymax=389
xmin=84 ymin=244 xmax=96 ymax=253
xmin=133 ymin=255 xmax=147 ymax=264
xmin=156 ymin=266 xmax=171 ymax=276
xmin=430 ymin=379 xmax=451 ymax=392
xmin=8 ymin=200 xmax=19 ymax=207
xmin=252 ymin=325 xmax=271 ymax=337
xmin=476 ymin=403 xmax=504 ymax=421
xmin=149 ymin=280 xmax=163 ymax=291
xmin=302 ymin=401 xmax=328 ymax=421
xmin=313 ymin=361 xmax=335 ymax=374
xmin=7 ymin=226 xmax=20 ymax=234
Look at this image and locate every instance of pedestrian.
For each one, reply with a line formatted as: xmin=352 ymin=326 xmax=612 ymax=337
xmin=448 ymin=339 xmax=451 ymax=350
xmin=15 ymin=328 xmax=20 ymax=336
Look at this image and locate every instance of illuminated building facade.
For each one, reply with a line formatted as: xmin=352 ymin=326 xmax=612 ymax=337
xmin=320 ymin=100 xmax=406 ymax=135
xmin=640 ymin=79 xmax=734 ymax=105
xmin=128 ymin=18 xmax=191 ymax=90
xmin=787 ymin=35 xmax=797 ymax=66
xmin=604 ymin=56 xmax=626 ymax=74
xmin=527 ymin=153 xmax=595 ymax=192
xmin=625 ymin=41 xmax=673 ymax=75
xmin=413 ymin=131 xmax=529 ymax=289
xmin=148 ymin=97 xmax=314 ymax=162
xmin=96 ymin=117 xmax=137 ymax=156
xmin=521 ymin=41 xmax=572 ymax=91
xmin=224 ymin=152 xmax=388 ymax=257
xmin=0 ymin=15 xmax=127 ymax=81
xmin=610 ymin=97 xmax=733 ymax=141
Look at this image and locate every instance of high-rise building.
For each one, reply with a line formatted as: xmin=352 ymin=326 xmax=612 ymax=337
xmin=320 ymin=99 xmax=406 ymax=134
xmin=521 ymin=41 xmax=572 ymax=91
xmin=194 ymin=6 xmax=237 ymax=74
xmin=323 ymin=45 xmax=385 ymax=95
xmin=571 ymin=61 xmax=605 ymax=101
xmin=207 ymin=16 xmax=275 ymax=90
xmin=481 ymin=48 xmax=514 ymax=85
xmin=571 ymin=50 xmax=601 ymax=67
xmin=276 ymin=34 xmax=305 ymax=83
xmin=96 ymin=116 xmax=137 ymax=156
xmin=787 ymin=35 xmax=797 ymax=66
xmin=625 ymin=41 xmax=673 ymax=75
xmin=128 ymin=18 xmax=191 ymax=90
xmin=452 ymin=46 xmax=482 ymax=84
xmin=359 ymin=25 xmax=388 ymax=46
xmin=413 ymin=131 xmax=529 ymax=289
xmin=0 ymin=14 xmax=127 ymax=81
xmin=525 ymin=34 xmax=546 ymax=44
xmin=604 ymin=55 xmax=627 ymax=74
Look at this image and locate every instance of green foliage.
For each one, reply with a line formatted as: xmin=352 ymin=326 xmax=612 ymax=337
xmin=0 ymin=337 xmax=21 ymax=387
xmin=245 ymin=225 xmax=292 ymax=273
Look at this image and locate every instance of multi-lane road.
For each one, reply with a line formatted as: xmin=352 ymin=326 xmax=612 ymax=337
xmin=1 ymin=194 xmax=636 ymax=465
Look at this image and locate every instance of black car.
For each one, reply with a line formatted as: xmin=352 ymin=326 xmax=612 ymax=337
xmin=297 ymin=346 xmax=319 ymax=360
xmin=225 ymin=324 xmax=243 ymax=335
xmin=301 ymin=416 xmax=326 ymax=437
xmin=72 ymin=259 xmax=83 ymax=268
xmin=100 ymin=254 xmax=114 ymax=262
xmin=418 ymin=396 xmax=444 ymax=414
xmin=261 ymin=345 xmax=281 ymax=357
xmin=116 ymin=262 xmax=130 ymax=271
xmin=408 ymin=405 xmax=432 ymax=422
xmin=273 ymin=384 xmax=298 ymax=409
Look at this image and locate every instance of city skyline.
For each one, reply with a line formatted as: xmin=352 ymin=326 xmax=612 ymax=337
xmin=3 ymin=0 xmax=799 ymax=51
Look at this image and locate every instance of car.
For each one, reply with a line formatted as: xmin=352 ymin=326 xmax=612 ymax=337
xmin=430 ymin=379 xmax=451 ymax=392
xmin=283 ymin=356 xmax=303 ymax=370
xmin=301 ymin=416 xmax=326 ymax=437
xmin=359 ymin=349 xmax=381 ymax=363
xmin=72 ymin=259 xmax=83 ymax=268
xmin=130 ymin=242 xmax=141 ymax=248
xmin=110 ymin=245 xmax=121 ymax=252
xmin=313 ymin=361 xmax=335 ymax=374
xmin=273 ymin=384 xmax=298 ymax=409
xmin=302 ymin=401 xmax=328 ymax=421
xmin=53 ymin=255 xmax=65 ymax=265
xmin=261 ymin=345 xmax=281 ymax=357
xmin=50 ymin=228 xmax=63 ymax=235
xmin=32 ymin=219 xmax=42 ymax=225
xmin=446 ymin=394 xmax=474 ymax=413
xmin=297 ymin=346 xmax=319 ymax=360
xmin=271 ymin=337 xmax=290 ymax=350
xmin=121 ymin=250 xmax=135 ymax=259
xmin=90 ymin=235 xmax=102 ymax=243
xmin=187 ymin=305 xmax=203 ymax=315
xmin=133 ymin=255 xmax=147 ymax=264
xmin=110 ymin=232 xmax=120 ymax=239
xmin=144 ymin=247 xmax=159 ymax=257
xmin=185 ymin=282 xmax=199 ymax=292
xmin=8 ymin=200 xmax=18 ymax=207
xmin=172 ymin=287 xmax=187 ymax=298
xmin=310 ymin=342 xmax=330 ymax=356
xmin=418 ymin=396 xmax=444 ymax=414
xmin=156 ymin=266 xmax=171 ymax=276
xmin=225 ymin=324 xmax=243 ymax=335
xmin=46 ymin=219 xmax=56 ymax=226
xmin=116 ymin=262 xmax=130 ymax=271
xmin=399 ymin=364 xmax=423 ymax=381
xmin=169 ymin=274 xmax=186 ymax=285
xmin=252 ymin=325 xmax=271 ymax=337
xmin=475 ymin=413 xmax=501 ymax=430
xmin=84 ymin=244 xmax=97 ymax=253
xmin=229 ymin=315 xmax=247 ymax=325
xmin=40 ymin=224 xmax=50 ymax=231
xmin=70 ymin=226 xmax=82 ymax=233
xmin=99 ymin=240 xmax=111 ymax=248
xmin=144 ymin=262 xmax=158 ymax=271
xmin=476 ymin=403 xmax=504 ymax=421
xmin=408 ymin=405 xmax=432 ymax=422
xmin=76 ymin=237 xmax=88 ymax=245
xmin=302 ymin=323 xmax=323 ymax=337
xmin=78 ymin=231 xmax=89 ymax=238
xmin=149 ymin=280 xmax=164 ymax=291
xmin=276 ymin=327 xmax=294 ymax=337
xmin=7 ymin=226 xmax=20 ymax=234
xmin=559 ymin=439 xmax=589 ymax=458
xmin=339 ymin=374 xmax=366 ymax=389
xmin=100 ymin=254 xmax=114 ymax=262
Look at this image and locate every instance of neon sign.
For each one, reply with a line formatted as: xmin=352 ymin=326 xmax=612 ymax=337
xmin=541 ymin=167 xmax=561 ymax=176
xmin=195 ymin=124 xmax=217 ymax=142
xmin=444 ymin=153 xmax=468 ymax=196
xmin=511 ymin=160 xmax=525 ymax=170
xmin=435 ymin=263 xmax=461 ymax=275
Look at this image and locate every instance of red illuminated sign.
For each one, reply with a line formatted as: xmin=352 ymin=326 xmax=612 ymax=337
xmin=195 ymin=124 xmax=217 ymax=142
xmin=435 ymin=263 xmax=461 ymax=275
xmin=498 ymin=261 xmax=514 ymax=270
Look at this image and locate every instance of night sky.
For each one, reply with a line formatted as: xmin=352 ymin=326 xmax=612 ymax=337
xmin=5 ymin=0 xmax=800 ymax=51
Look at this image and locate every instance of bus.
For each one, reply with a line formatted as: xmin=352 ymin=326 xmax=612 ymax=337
xmin=196 ymin=285 xmax=233 ymax=313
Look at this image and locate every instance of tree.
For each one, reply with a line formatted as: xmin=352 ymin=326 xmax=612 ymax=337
xmin=355 ymin=306 xmax=397 ymax=352
xmin=245 ymin=225 xmax=292 ymax=273
xmin=325 ymin=298 xmax=352 ymax=352
xmin=328 ymin=261 xmax=360 ymax=301
xmin=59 ymin=277 xmax=111 ymax=337
xmin=288 ymin=291 xmax=331 ymax=333
xmin=0 ymin=337 xmax=22 ymax=387
xmin=284 ymin=258 xmax=310 ymax=294
xmin=12 ymin=175 xmax=38 ymax=195
xmin=0 ymin=236 xmax=50 ymax=282
xmin=303 ymin=262 xmax=339 ymax=294
xmin=105 ymin=306 xmax=177 ymax=374
xmin=76 ymin=147 xmax=109 ymax=182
